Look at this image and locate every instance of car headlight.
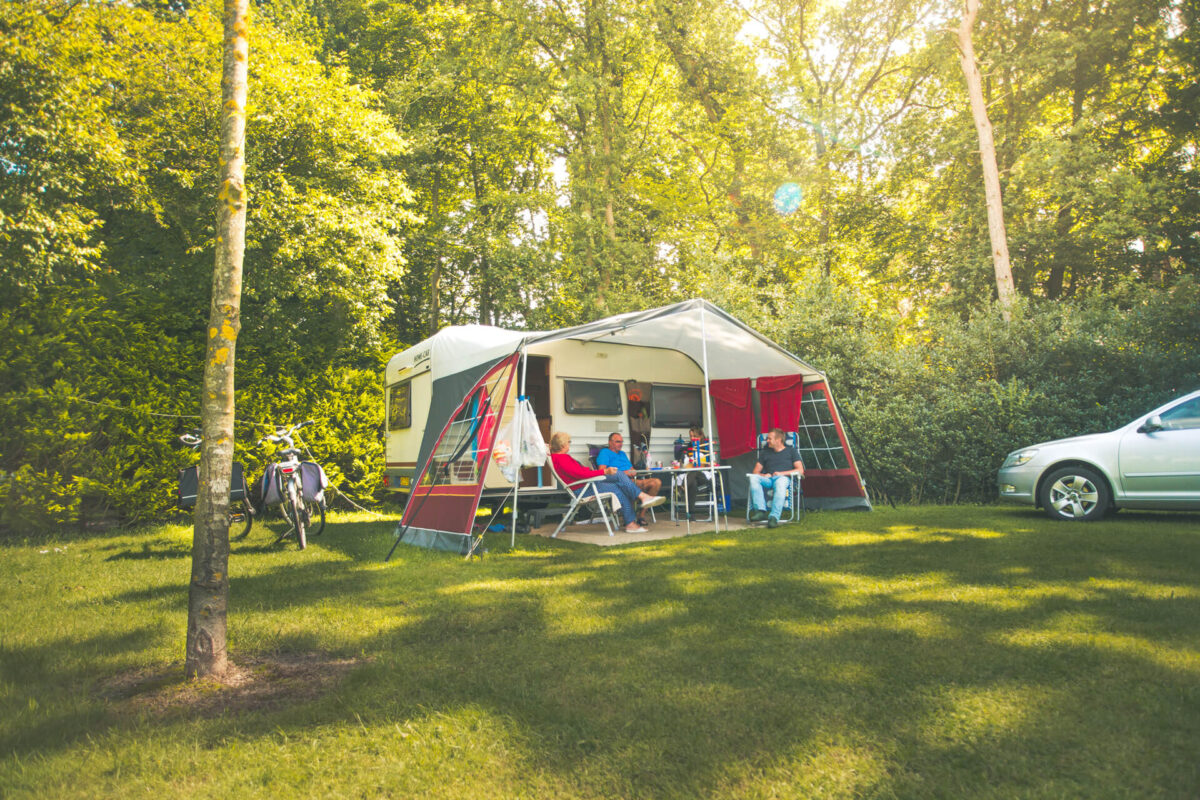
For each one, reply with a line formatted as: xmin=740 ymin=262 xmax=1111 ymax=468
xmin=1002 ymin=449 xmax=1038 ymax=468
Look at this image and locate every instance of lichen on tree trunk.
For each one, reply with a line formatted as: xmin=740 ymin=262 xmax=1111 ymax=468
xmin=186 ymin=0 xmax=249 ymax=681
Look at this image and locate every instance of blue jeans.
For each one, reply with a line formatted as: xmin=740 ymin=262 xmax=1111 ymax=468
xmin=575 ymin=471 xmax=640 ymax=526
xmin=749 ymin=474 xmax=791 ymax=519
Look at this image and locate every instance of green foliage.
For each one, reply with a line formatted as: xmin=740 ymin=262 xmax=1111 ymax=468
xmin=777 ymin=279 xmax=1200 ymax=504
xmin=0 ymin=287 xmax=389 ymax=532
xmin=3 ymin=0 xmax=1200 ymax=525
xmin=0 ymin=0 xmax=410 ymax=530
xmin=0 ymin=287 xmax=201 ymax=530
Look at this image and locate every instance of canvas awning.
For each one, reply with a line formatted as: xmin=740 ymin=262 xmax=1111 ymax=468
xmin=406 ymin=300 xmax=824 ymax=384
xmin=523 ymin=299 xmax=823 ymax=381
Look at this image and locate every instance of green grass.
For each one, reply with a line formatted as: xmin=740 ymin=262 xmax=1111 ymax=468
xmin=2 ymin=506 xmax=1199 ymax=798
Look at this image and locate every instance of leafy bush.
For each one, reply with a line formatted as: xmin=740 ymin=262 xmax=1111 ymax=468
xmin=0 ymin=287 xmax=387 ymax=533
xmin=777 ymin=279 xmax=1200 ymax=504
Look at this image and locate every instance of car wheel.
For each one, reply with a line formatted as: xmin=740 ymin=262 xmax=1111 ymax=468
xmin=1040 ymin=466 xmax=1110 ymax=521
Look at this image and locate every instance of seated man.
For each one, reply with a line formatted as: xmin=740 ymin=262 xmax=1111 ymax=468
xmin=596 ymin=433 xmax=662 ymax=526
xmin=549 ymin=432 xmax=664 ymax=533
xmin=748 ymin=427 xmax=805 ymax=528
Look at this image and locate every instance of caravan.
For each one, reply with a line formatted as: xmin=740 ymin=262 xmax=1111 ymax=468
xmin=383 ymin=300 xmax=870 ymax=552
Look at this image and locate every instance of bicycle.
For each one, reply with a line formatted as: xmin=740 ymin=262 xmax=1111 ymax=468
xmin=256 ymin=420 xmax=327 ymax=549
xmin=177 ymin=431 xmax=255 ymax=539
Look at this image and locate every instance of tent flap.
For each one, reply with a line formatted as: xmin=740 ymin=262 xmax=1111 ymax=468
xmin=711 ymin=378 xmax=755 ymax=459
xmin=758 ymin=373 xmax=806 ymax=433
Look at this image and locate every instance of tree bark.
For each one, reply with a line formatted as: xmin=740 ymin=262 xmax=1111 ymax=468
xmin=1047 ymin=25 xmax=1088 ymax=299
xmin=186 ymin=0 xmax=249 ymax=681
xmin=954 ymin=0 xmax=1017 ymax=314
xmin=429 ymin=168 xmax=442 ymax=335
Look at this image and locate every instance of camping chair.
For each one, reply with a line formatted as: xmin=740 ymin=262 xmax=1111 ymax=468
xmin=746 ymin=432 xmax=805 ymax=523
xmin=548 ymin=458 xmax=621 ymax=537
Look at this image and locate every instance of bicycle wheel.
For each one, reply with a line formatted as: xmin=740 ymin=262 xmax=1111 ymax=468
xmin=287 ymin=481 xmax=307 ymax=550
xmin=305 ymin=500 xmax=326 ymax=537
xmin=229 ymin=498 xmax=253 ymax=540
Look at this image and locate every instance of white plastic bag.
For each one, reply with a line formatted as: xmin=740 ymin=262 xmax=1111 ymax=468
xmin=516 ymin=398 xmax=548 ymax=468
xmin=493 ymin=399 xmax=547 ymax=483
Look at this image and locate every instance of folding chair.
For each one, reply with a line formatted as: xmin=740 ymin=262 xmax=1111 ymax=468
xmin=548 ymin=458 xmax=621 ymax=537
xmin=746 ymin=432 xmax=804 ymax=523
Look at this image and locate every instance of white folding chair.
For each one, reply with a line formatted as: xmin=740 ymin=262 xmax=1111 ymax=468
xmin=549 ymin=459 xmax=621 ymax=537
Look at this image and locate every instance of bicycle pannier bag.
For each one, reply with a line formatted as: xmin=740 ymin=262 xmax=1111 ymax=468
xmin=178 ymin=462 xmax=248 ymax=510
xmin=299 ymin=461 xmax=329 ymax=505
xmin=177 ymin=466 xmax=199 ymax=510
xmin=229 ymin=462 xmax=248 ymax=502
xmin=259 ymin=463 xmax=283 ymax=506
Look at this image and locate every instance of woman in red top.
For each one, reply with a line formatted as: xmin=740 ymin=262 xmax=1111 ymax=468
xmin=549 ymin=432 xmax=663 ymax=533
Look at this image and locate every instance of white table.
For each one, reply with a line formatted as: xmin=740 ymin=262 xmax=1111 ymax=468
xmin=639 ymin=465 xmax=730 ymax=534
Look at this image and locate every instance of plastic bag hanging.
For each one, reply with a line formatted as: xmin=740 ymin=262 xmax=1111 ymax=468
xmin=492 ymin=428 xmax=518 ymax=483
xmin=492 ymin=398 xmax=546 ymax=483
xmin=516 ymin=397 xmax=548 ymax=467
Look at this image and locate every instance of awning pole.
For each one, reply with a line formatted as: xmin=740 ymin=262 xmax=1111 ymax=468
xmin=512 ymin=339 xmax=529 ymax=548
xmin=699 ymin=306 xmax=720 ymax=531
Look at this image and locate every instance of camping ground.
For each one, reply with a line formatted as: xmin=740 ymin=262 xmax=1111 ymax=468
xmin=1 ymin=506 xmax=1198 ymax=798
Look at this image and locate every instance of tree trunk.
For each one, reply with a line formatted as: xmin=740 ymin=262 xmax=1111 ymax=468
xmin=1047 ymin=34 xmax=1088 ymax=299
xmin=186 ymin=0 xmax=249 ymax=680
xmin=429 ymin=168 xmax=442 ymax=336
xmin=955 ymin=0 xmax=1017 ymax=315
xmin=469 ymin=149 xmax=493 ymax=325
xmin=813 ymin=130 xmax=833 ymax=277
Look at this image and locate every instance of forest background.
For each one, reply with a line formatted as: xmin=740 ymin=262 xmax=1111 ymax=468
xmin=2 ymin=0 xmax=1198 ymax=529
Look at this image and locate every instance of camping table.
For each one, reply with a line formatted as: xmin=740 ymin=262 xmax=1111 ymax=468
xmin=638 ymin=465 xmax=730 ymax=535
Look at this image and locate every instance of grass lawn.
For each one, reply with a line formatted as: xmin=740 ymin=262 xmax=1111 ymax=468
xmin=1 ymin=505 xmax=1198 ymax=798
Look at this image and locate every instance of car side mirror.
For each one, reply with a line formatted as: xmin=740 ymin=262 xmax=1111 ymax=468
xmin=1138 ymin=415 xmax=1164 ymax=434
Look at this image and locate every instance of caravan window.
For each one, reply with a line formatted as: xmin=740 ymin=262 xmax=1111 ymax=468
xmin=563 ymin=380 xmax=622 ymax=416
xmin=387 ymin=381 xmax=412 ymax=430
xmin=652 ymin=384 xmax=703 ymax=428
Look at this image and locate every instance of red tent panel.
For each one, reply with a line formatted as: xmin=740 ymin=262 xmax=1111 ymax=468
xmin=757 ymin=373 xmax=806 ymax=432
xmin=710 ymin=378 xmax=755 ymax=459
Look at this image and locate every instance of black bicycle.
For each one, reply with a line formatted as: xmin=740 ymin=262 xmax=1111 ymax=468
xmin=256 ymin=420 xmax=327 ymax=549
xmin=177 ymin=431 xmax=255 ymax=539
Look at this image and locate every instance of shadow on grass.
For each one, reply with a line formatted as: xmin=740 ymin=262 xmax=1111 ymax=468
xmin=0 ymin=627 xmax=162 ymax=757
xmin=6 ymin=507 xmax=1200 ymax=796
xmin=104 ymin=541 xmax=194 ymax=561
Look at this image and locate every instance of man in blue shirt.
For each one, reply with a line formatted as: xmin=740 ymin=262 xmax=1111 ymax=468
xmin=749 ymin=428 xmax=805 ymax=528
xmin=596 ymin=433 xmax=662 ymax=525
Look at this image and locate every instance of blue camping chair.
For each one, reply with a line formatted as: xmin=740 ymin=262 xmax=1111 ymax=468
xmin=746 ymin=432 xmax=804 ymax=523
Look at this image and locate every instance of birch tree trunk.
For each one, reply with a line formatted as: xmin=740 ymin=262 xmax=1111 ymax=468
xmin=429 ymin=168 xmax=442 ymax=336
xmin=186 ymin=0 xmax=249 ymax=680
xmin=954 ymin=0 xmax=1017 ymax=314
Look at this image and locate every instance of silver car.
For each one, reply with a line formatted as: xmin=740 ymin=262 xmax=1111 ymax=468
xmin=998 ymin=388 xmax=1200 ymax=521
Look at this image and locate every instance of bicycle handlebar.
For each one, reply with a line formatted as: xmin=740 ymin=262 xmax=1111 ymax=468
xmin=257 ymin=420 xmax=316 ymax=448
